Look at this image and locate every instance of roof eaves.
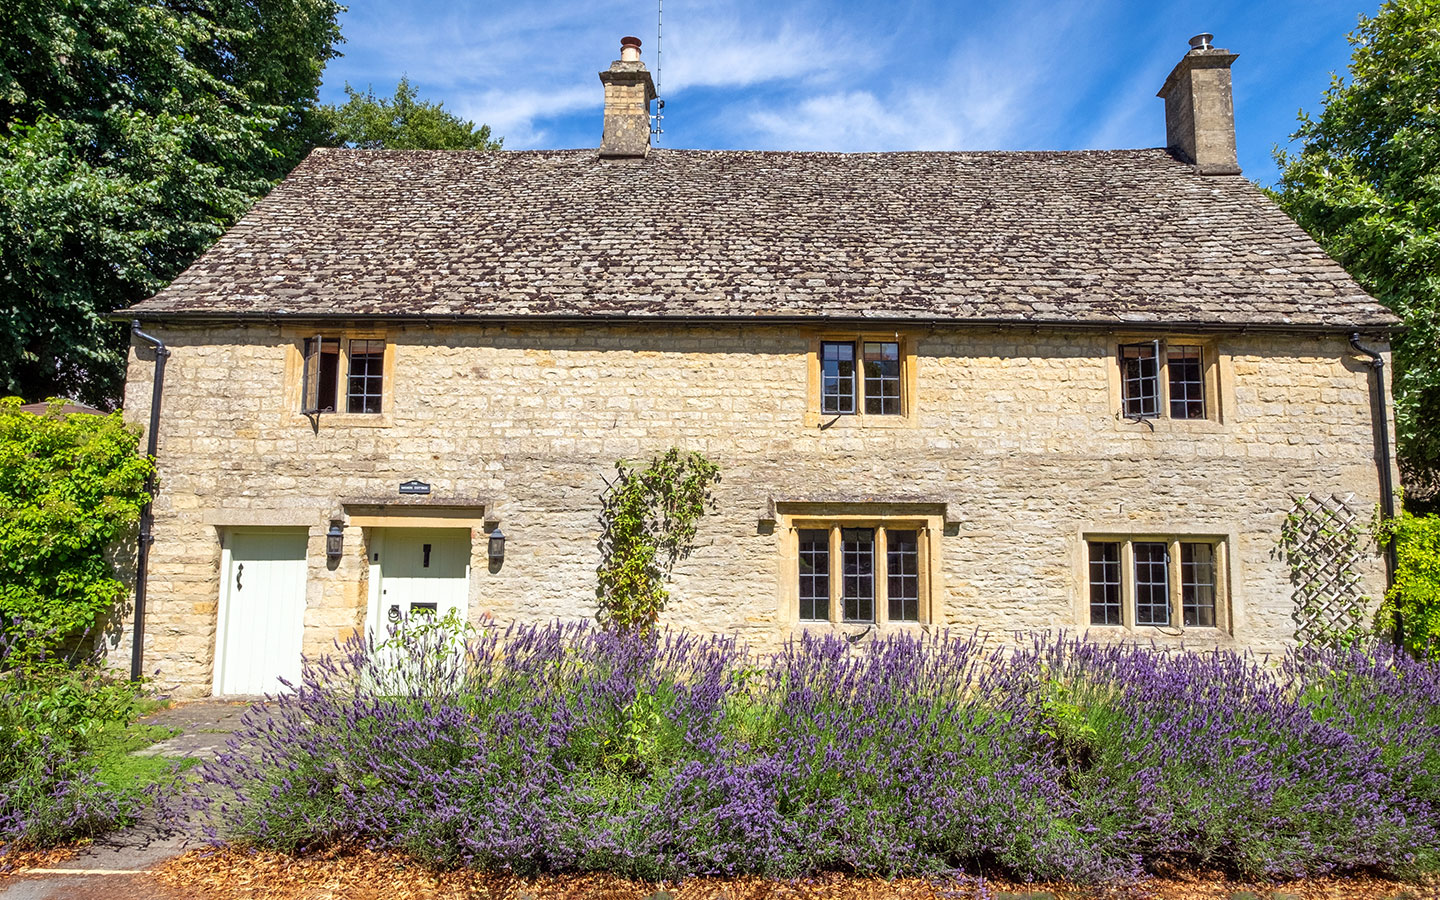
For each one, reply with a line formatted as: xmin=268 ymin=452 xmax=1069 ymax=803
xmin=112 ymin=308 xmax=1404 ymax=335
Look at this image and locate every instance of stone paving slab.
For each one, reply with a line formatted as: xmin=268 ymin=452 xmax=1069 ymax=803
xmin=0 ymin=699 xmax=266 ymax=897
xmin=133 ymin=697 xmax=265 ymax=759
xmin=0 ymin=829 xmax=194 ymax=899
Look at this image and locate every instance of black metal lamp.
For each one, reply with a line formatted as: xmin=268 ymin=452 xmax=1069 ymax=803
xmin=326 ymin=522 xmax=344 ymax=561
xmin=487 ymin=527 xmax=506 ymax=564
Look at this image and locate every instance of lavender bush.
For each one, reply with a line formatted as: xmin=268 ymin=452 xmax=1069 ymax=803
xmin=0 ymin=627 xmax=144 ymax=849
xmin=193 ymin=622 xmax=1440 ymax=883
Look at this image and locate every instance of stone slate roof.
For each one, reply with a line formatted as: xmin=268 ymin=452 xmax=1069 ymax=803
xmin=127 ymin=147 xmax=1397 ymax=329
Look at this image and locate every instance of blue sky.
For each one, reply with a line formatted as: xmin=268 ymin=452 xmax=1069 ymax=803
xmin=317 ymin=0 xmax=1375 ymax=186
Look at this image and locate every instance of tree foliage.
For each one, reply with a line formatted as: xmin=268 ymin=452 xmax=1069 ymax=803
xmin=596 ymin=449 xmax=721 ymax=632
xmin=0 ymin=399 xmax=152 ymax=643
xmin=1376 ymin=510 xmax=1440 ymax=656
xmin=325 ymin=77 xmax=503 ymax=151
xmin=0 ymin=0 xmax=344 ymax=407
xmin=1272 ymin=0 xmax=1440 ymax=490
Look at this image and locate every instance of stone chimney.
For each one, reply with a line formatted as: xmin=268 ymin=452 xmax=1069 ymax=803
xmin=598 ymin=36 xmax=657 ymax=159
xmin=1156 ymin=34 xmax=1241 ymax=175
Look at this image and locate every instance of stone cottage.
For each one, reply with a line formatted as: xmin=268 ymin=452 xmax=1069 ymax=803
xmin=118 ymin=35 xmax=1399 ymax=697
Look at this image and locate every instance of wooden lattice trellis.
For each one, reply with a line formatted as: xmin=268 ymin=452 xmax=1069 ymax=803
xmin=1277 ymin=493 xmax=1372 ymax=647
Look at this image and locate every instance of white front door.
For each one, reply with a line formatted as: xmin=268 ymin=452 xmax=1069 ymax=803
xmin=370 ymin=529 xmax=470 ymax=637
xmin=215 ymin=529 xmax=308 ymax=695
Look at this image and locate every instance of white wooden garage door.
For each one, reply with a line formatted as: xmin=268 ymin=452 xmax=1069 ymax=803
xmin=214 ymin=529 xmax=309 ymax=695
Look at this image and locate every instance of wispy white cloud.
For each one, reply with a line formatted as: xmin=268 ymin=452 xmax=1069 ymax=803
xmin=745 ymin=79 xmax=1018 ymax=152
xmin=319 ymin=0 xmax=1358 ymax=176
xmin=451 ymin=86 xmax=596 ymax=148
xmin=663 ymin=19 xmax=860 ymax=93
xmin=327 ymin=0 xmax=867 ymax=148
xmin=740 ymin=2 xmax=1086 ymax=151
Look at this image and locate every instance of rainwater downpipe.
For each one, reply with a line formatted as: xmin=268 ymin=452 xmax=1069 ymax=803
xmin=1350 ymin=333 xmax=1400 ymax=642
xmin=130 ymin=321 xmax=169 ymax=681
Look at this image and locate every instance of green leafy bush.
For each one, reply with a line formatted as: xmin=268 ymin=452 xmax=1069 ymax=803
xmin=0 ymin=399 xmax=152 ymax=644
xmin=1377 ymin=510 xmax=1440 ymax=656
xmin=0 ymin=627 xmax=158 ymax=849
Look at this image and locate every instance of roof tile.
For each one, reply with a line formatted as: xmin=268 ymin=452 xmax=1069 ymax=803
xmin=127 ymin=147 xmax=1397 ymax=328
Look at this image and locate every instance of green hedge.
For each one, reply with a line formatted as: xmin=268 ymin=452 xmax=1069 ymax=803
xmin=1380 ymin=510 xmax=1440 ymax=656
xmin=0 ymin=398 xmax=151 ymax=644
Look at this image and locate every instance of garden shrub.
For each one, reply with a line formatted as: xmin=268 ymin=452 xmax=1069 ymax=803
xmin=0 ymin=398 xmax=152 ymax=645
xmin=192 ymin=622 xmax=1440 ymax=882
xmin=1376 ymin=510 xmax=1440 ymax=656
xmin=0 ymin=626 xmax=155 ymax=849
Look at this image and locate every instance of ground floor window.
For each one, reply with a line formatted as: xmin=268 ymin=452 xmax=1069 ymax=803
xmin=792 ymin=519 xmax=933 ymax=626
xmin=1085 ymin=536 xmax=1227 ymax=631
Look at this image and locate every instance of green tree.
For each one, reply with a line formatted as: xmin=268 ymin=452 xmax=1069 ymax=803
xmin=1272 ymin=0 xmax=1440 ymax=492
xmin=0 ymin=399 xmax=153 ymax=644
xmin=0 ymin=0 xmax=344 ymax=407
xmin=1376 ymin=510 xmax=1440 ymax=656
xmin=325 ymin=77 xmax=503 ymax=150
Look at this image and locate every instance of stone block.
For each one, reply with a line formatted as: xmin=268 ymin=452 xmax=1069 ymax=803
xmin=120 ymin=323 xmax=1393 ymax=693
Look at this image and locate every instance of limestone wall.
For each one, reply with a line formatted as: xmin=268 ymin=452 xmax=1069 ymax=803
xmin=114 ymin=322 xmax=1396 ymax=696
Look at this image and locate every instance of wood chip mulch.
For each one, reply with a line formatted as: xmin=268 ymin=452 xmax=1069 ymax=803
xmin=157 ymin=848 xmax=1438 ymax=900
xmin=0 ymin=844 xmax=78 ymax=875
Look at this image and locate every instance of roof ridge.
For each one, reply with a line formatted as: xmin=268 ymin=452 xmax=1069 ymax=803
xmin=307 ymin=146 xmax=1178 ymax=159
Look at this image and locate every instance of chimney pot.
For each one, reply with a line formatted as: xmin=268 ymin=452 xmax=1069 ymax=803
xmin=1157 ymin=34 xmax=1240 ymax=175
xmin=598 ymin=37 xmax=657 ymax=158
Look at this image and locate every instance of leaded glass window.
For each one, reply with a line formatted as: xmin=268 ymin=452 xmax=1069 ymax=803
xmin=798 ymin=529 xmax=830 ymax=622
xmin=1088 ymin=541 xmax=1122 ymax=625
xmin=1120 ymin=342 xmax=1160 ymax=418
xmin=841 ymin=528 xmax=875 ymax=623
xmin=1181 ymin=542 xmax=1217 ymax=627
xmin=302 ymin=337 xmax=342 ymax=414
xmin=887 ymin=529 xmax=920 ymax=621
xmin=821 ymin=342 xmax=856 ymax=414
xmin=347 ymin=340 xmax=385 ymax=414
xmin=863 ymin=342 xmax=902 ymax=415
xmin=1168 ymin=345 xmax=1205 ymax=419
xmin=1134 ymin=542 xmax=1170 ymax=626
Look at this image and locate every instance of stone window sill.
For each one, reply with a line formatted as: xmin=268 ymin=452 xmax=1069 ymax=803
xmin=285 ymin=413 xmax=394 ymax=429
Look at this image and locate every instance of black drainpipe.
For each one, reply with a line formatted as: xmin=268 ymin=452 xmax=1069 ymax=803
xmin=130 ymin=321 xmax=169 ymax=681
xmin=1350 ymin=333 xmax=1400 ymax=642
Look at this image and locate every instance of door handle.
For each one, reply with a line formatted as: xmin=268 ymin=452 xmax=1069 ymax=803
xmin=236 ymin=563 xmax=244 ymax=591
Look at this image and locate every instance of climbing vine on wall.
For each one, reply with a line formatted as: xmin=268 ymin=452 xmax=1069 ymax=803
xmin=1276 ymin=493 xmax=1373 ymax=648
xmin=596 ymin=449 xmax=721 ymax=632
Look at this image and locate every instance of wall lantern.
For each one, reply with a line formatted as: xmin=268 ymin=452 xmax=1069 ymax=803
xmin=326 ymin=522 xmax=344 ymax=561
xmin=487 ymin=527 xmax=506 ymax=564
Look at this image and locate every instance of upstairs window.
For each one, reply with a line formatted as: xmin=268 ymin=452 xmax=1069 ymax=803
xmin=303 ymin=336 xmax=386 ymax=415
xmin=1085 ymin=537 xmax=1226 ymax=631
xmin=302 ymin=337 xmax=342 ymax=414
xmin=346 ymin=340 xmax=385 ymax=413
xmin=1119 ymin=341 xmax=1210 ymax=420
xmin=819 ymin=339 xmax=905 ymax=417
xmin=820 ymin=342 xmax=856 ymax=414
